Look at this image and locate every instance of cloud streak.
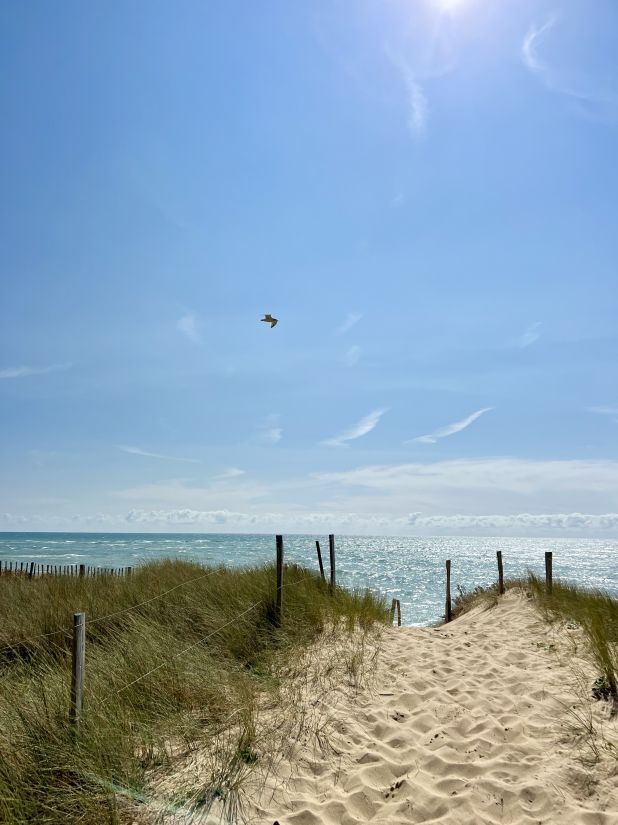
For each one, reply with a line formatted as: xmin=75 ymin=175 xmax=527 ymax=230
xmin=322 ymin=408 xmax=388 ymax=447
xmin=344 ymin=345 xmax=361 ymax=366
xmin=337 ymin=312 xmax=363 ymax=334
xmin=386 ymin=49 xmax=428 ymax=136
xmin=213 ymin=467 xmax=246 ymax=480
xmin=587 ymin=406 xmax=618 ymax=417
xmin=177 ymin=313 xmax=202 ymax=345
xmin=410 ymin=407 xmax=493 ymax=444
xmin=522 ymin=16 xmax=557 ymax=76
xmin=257 ymin=414 xmax=282 ymax=445
xmin=119 ymin=446 xmax=200 ymax=464
xmin=514 ymin=322 xmax=542 ymax=348
xmin=522 ymin=16 xmax=618 ymax=119
xmin=0 ymin=363 xmax=72 ymax=379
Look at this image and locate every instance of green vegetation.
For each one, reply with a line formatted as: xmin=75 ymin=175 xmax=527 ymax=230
xmin=0 ymin=559 xmax=386 ymax=824
xmin=450 ymin=582 xmax=500 ymax=620
xmin=526 ymin=574 xmax=618 ymax=704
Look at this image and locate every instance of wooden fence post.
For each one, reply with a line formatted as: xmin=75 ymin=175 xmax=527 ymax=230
xmin=70 ymin=612 xmax=86 ymax=728
xmin=315 ymin=541 xmax=325 ymax=581
xmin=396 ymin=599 xmax=401 ymax=627
xmin=497 ymin=551 xmax=505 ymax=595
xmin=79 ymin=564 xmax=85 ymax=578
xmin=127 ymin=567 xmax=132 ymax=576
xmin=545 ymin=551 xmax=553 ymax=595
xmin=328 ymin=534 xmax=336 ymax=589
xmin=390 ymin=597 xmax=396 ymax=624
xmin=28 ymin=562 xmax=35 ymax=579
xmin=445 ymin=560 xmax=452 ymax=623
xmin=275 ymin=535 xmax=284 ymax=627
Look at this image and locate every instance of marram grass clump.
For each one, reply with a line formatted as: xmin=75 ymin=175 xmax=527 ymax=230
xmin=526 ymin=574 xmax=618 ymax=704
xmin=0 ymin=559 xmax=387 ymax=824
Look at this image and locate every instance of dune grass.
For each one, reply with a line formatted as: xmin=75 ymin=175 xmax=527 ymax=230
xmin=0 ymin=559 xmax=387 ymax=824
xmin=525 ymin=574 xmax=618 ymax=704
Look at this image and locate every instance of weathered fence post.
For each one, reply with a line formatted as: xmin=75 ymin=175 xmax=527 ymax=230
xmin=70 ymin=612 xmax=86 ymax=728
xmin=445 ymin=560 xmax=452 ymax=623
xmin=79 ymin=564 xmax=85 ymax=578
xmin=275 ymin=534 xmax=283 ymax=627
xmin=396 ymin=599 xmax=402 ymax=627
xmin=390 ymin=597 xmax=396 ymax=624
xmin=545 ymin=551 xmax=553 ymax=595
xmin=328 ymin=534 xmax=336 ymax=590
xmin=315 ymin=541 xmax=325 ymax=581
xmin=28 ymin=562 xmax=35 ymax=579
xmin=127 ymin=567 xmax=132 ymax=576
xmin=497 ymin=551 xmax=505 ymax=595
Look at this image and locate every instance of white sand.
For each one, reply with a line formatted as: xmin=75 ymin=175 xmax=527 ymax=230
xmin=247 ymin=591 xmax=618 ymax=825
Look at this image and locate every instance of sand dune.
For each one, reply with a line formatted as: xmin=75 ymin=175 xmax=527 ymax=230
xmin=246 ymin=591 xmax=618 ymax=825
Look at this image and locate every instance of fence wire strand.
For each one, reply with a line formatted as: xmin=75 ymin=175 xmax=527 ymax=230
xmin=0 ymin=567 xmax=226 ymax=647
xmin=106 ymin=573 xmax=313 ymax=700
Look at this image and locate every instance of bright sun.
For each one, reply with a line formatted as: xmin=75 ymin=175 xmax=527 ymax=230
xmin=433 ymin=0 xmax=468 ymax=12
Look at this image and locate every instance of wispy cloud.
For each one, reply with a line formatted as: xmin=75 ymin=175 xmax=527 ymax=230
xmin=522 ymin=15 xmax=557 ymax=76
xmin=322 ymin=408 xmax=388 ymax=448
xmin=587 ymin=406 xmax=618 ymax=419
xmin=213 ymin=467 xmax=246 ymax=480
xmin=386 ymin=49 xmax=428 ymax=136
xmin=522 ymin=16 xmax=618 ymax=119
xmin=119 ymin=446 xmax=200 ymax=463
xmin=257 ymin=414 xmax=282 ymax=445
xmin=409 ymin=407 xmax=493 ymax=444
xmin=343 ymin=345 xmax=361 ymax=366
xmin=177 ymin=312 xmax=202 ymax=345
xmin=514 ymin=322 xmax=542 ymax=348
xmin=0 ymin=363 xmax=71 ymax=379
xmin=337 ymin=312 xmax=363 ymax=334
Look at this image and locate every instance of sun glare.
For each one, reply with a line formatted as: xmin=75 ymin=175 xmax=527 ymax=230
xmin=433 ymin=0 xmax=468 ymax=13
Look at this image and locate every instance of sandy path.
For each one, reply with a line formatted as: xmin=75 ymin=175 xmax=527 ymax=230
xmin=249 ymin=592 xmax=618 ymax=825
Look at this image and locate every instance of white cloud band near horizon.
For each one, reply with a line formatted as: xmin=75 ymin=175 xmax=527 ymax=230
xmin=410 ymin=407 xmax=493 ymax=444
xmin=5 ymin=507 xmax=618 ymax=537
xmin=322 ymin=408 xmax=388 ymax=447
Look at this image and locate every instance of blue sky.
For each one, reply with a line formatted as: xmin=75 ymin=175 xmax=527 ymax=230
xmin=1 ymin=0 xmax=617 ymax=535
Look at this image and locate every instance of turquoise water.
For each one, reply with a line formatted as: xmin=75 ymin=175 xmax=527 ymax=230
xmin=1 ymin=532 xmax=617 ymax=626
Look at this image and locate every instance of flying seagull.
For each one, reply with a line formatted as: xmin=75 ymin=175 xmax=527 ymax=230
xmin=261 ymin=314 xmax=278 ymax=328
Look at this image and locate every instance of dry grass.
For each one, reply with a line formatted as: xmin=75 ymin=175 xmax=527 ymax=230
xmin=526 ymin=574 xmax=618 ymax=708
xmin=0 ymin=559 xmax=387 ymax=824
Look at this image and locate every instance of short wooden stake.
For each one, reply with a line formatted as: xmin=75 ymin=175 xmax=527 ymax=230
xmin=79 ymin=564 xmax=85 ymax=578
xmin=545 ymin=551 xmax=553 ymax=595
xmin=328 ymin=534 xmax=336 ymax=589
xmin=70 ymin=612 xmax=86 ymax=728
xmin=315 ymin=541 xmax=325 ymax=581
xmin=390 ymin=597 xmax=396 ymax=624
xmin=445 ymin=560 xmax=452 ymax=623
xmin=275 ymin=534 xmax=284 ymax=627
xmin=396 ymin=599 xmax=401 ymax=627
xmin=127 ymin=567 xmax=132 ymax=576
xmin=28 ymin=562 xmax=35 ymax=579
xmin=497 ymin=551 xmax=505 ymax=595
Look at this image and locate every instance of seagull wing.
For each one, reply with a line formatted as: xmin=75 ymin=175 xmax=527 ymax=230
xmin=270 ymin=318 xmax=278 ymax=327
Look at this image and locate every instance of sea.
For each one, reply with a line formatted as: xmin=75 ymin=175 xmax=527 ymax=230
xmin=1 ymin=532 xmax=617 ymax=626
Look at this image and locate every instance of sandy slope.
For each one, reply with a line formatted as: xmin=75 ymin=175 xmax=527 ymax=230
xmin=246 ymin=591 xmax=618 ymax=825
